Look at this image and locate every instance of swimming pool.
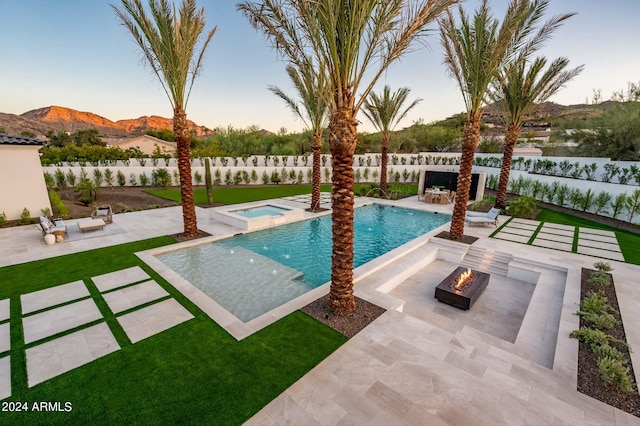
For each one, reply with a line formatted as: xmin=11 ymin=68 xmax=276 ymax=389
xmin=155 ymin=204 xmax=450 ymax=322
xmin=231 ymin=205 xmax=291 ymax=218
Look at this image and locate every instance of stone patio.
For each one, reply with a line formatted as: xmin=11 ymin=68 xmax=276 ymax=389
xmin=0 ymin=197 xmax=639 ymax=424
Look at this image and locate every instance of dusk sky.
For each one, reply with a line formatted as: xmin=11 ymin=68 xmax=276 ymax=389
xmin=1 ymin=0 xmax=639 ymax=133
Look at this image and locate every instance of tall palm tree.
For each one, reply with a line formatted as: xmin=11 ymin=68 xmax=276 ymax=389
xmin=239 ymin=0 xmax=457 ymax=315
xmin=113 ymin=0 xmax=216 ymax=237
xmin=269 ymin=61 xmax=329 ymax=212
xmin=362 ymin=85 xmax=421 ymax=195
xmin=439 ymin=0 xmax=557 ymax=240
xmin=492 ymin=55 xmax=583 ymax=209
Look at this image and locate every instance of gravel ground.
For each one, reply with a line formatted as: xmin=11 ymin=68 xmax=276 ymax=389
xmin=300 ymin=294 xmax=386 ymax=338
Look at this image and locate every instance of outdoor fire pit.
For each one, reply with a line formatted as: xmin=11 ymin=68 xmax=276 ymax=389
xmin=434 ymin=266 xmax=490 ymax=310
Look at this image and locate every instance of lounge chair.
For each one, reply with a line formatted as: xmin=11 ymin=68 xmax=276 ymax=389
xmin=91 ymin=205 xmax=113 ymax=224
xmin=38 ymin=216 xmax=67 ymax=237
xmin=465 ymin=207 xmax=500 ymax=226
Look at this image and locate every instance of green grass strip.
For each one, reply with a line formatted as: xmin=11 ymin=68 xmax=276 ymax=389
xmin=536 ymin=207 xmax=640 ymax=265
xmin=146 ymin=183 xmax=417 ymax=206
xmin=0 ymin=237 xmax=346 ymax=424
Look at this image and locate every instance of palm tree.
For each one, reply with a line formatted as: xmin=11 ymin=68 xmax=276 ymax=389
xmin=492 ymin=55 xmax=583 ymax=209
xmin=239 ymin=0 xmax=457 ymax=315
xmin=268 ymin=62 xmax=329 ymax=212
xmin=439 ymin=0 xmax=558 ymax=240
xmin=362 ymin=85 xmax=421 ymax=195
xmin=113 ymin=0 xmax=216 ymax=237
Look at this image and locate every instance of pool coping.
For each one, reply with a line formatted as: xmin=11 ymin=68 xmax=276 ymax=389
xmin=211 ymin=201 xmax=305 ymax=231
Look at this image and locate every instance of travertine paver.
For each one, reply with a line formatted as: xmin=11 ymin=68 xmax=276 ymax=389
xmin=531 ymin=239 xmax=573 ymax=252
xmin=579 ymin=228 xmax=616 ymax=237
xmin=577 ymin=246 xmax=625 ymax=261
xmin=117 ymin=298 xmax=193 ymax=344
xmin=539 ymin=225 xmax=575 ymax=237
xmin=541 ymin=222 xmax=574 ymax=231
xmin=494 ymin=233 xmax=531 ymax=244
xmin=535 ymin=232 xmax=574 ymax=244
xmin=0 ymin=299 xmax=8 ymax=321
xmin=0 ymin=323 xmax=9 ymax=353
xmin=102 ymin=280 xmax=169 ymax=314
xmin=0 ymin=356 xmax=9 ymax=400
xmin=92 ymin=266 xmax=151 ymax=293
xmin=26 ymin=323 xmax=119 ymax=387
xmin=578 ymin=232 xmax=619 ymax=244
xmin=578 ymin=238 xmax=621 ymax=252
xmin=499 ymin=227 xmax=534 ymax=237
xmin=509 ymin=218 xmax=540 ymax=226
xmin=22 ymin=299 xmax=102 ymax=344
xmin=21 ymin=281 xmax=88 ymax=314
xmin=504 ymin=222 xmax=538 ymax=231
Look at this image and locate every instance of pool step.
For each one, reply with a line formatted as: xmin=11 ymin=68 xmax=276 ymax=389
xmin=461 ymin=246 xmax=512 ymax=276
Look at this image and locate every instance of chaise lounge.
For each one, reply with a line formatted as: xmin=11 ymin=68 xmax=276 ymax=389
xmin=465 ymin=207 xmax=500 ymax=227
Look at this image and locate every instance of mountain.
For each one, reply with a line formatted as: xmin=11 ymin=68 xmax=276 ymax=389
xmin=0 ymin=106 xmax=212 ymax=138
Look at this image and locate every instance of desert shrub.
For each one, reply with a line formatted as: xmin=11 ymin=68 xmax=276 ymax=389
xmin=117 ymin=170 xmax=126 ymax=187
xmin=43 ymin=172 xmax=54 ymax=190
xmin=577 ymin=310 xmax=618 ymax=330
xmin=270 ymin=170 xmax=281 ymax=184
xmin=66 ymin=169 xmax=77 ymax=187
xmin=592 ymin=344 xmax=625 ymax=364
xmin=92 ymin=168 xmax=103 ymax=188
xmin=262 ymin=171 xmax=269 ymax=184
xmin=225 ymin=170 xmax=233 ymax=185
xmin=0 ymin=212 xmax=6 ymax=227
xmin=151 ymin=168 xmax=172 ymax=189
xmin=193 ymin=171 xmax=203 ymax=186
xmin=594 ymin=261 xmax=613 ymax=272
xmin=570 ymin=327 xmax=609 ymax=346
xmin=597 ymin=357 xmax=633 ymax=392
xmin=115 ymin=202 xmax=133 ymax=213
xmin=54 ymin=168 xmax=67 ymax=188
xmin=129 ymin=173 xmax=138 ymax=186
xmin=580 ymin=291 xmax=614 ymax=316
xmin=103 ymin=168 xmax=114 ymax=188
xmin=76 ymin=179 xmax=97 ymax=205
xmin=139 ymin=173 xmax=149 ymax=186
xmin=588 ymin=271 xmax=611 ymax=287
xmin=251 ymin=170 xmax=258 ymax=183
xmin=507 ymin=196 xmax=537 ymax=218
xmin=48 ymin=190 xmax=69 ymax=218
xmin=19 ymin=207 xmax=32 ymax=224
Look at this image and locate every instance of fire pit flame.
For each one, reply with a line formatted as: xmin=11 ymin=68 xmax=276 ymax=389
xmin=454 ymin=268 xmax=474 ymax=290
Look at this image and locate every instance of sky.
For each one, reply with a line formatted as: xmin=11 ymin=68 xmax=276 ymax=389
xmin=0 ymin=0 xmax=639 ymax=134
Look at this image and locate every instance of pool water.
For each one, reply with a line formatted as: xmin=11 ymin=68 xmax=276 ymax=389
xmin=231 ymin=205 xmax=290 ymax=218
xmin=156 ymin=204 xmax=450 ymax=322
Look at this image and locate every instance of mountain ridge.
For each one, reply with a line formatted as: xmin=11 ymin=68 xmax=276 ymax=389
xmin=0 ymin=105 xmax=212 ymax=138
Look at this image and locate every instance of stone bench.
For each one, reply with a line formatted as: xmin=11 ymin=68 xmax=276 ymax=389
xmin=78 ymin=218 xmax=105 ymax=233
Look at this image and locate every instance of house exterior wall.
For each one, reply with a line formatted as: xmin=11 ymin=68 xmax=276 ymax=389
xmin=112 ymin=135 xmax=177 ymax=156
xmin=0 ymin=145 xmax=51 ymax=220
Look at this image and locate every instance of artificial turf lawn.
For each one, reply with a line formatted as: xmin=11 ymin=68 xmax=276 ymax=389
xmin=492 ymin=207 xmax=640 ymax=265
xmin=0 ymin=237 xmax=347 ymax=425
xmin=145 ymin=183 xmax=417 ymax=206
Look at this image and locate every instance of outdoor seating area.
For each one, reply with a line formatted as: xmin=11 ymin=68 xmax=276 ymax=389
xmin=423 ymin=188 xmax=455 ymax=204
xmin=465 ymin=206 xmax=501 ymax=226
xmin=91 ymin=204 xmax=113 ymax=224
xmin=38 ymin=216 xmax=67 ymax=243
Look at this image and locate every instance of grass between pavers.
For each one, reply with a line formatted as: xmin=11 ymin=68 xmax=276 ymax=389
xmin=146 ymin=183 xmax=417 ymax=206
xmin=0 ymin=237 xmax=347 ymax=425
xmin=490 ymin=209 xmax=640 ymax=265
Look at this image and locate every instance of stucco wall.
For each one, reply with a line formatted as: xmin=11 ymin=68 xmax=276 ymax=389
xmin=0 ymin=145 xmax=51 ymax=220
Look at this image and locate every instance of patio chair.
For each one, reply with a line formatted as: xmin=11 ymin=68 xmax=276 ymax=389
xmin=38 ymin=216 xmax=67 ymax=237
xmin=464 ymin=207 xmax=500 ymax=227
xmin=91 ymin=205 xmax=113 ymax=224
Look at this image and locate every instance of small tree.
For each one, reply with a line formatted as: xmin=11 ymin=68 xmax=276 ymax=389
xmin=117 ymin=170 xmax=126 ymax=188
xmin=624 ymin=189 xmax=640 ymax=222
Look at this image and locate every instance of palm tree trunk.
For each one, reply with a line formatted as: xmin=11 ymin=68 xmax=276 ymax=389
xmin=174 ymin=106 xmax=198 ymax=237
xmin=449 ymin=115 xmax=481 ymax=240
xmin=328 ymin=104 xmax=357 ymax=316
xmin=310 ymin=130 xmax=322 ymax=211
xmin=495 ymin=123 xmax=520 ymax=209
xmin=380 ymin=132 xmax=389 ymax=195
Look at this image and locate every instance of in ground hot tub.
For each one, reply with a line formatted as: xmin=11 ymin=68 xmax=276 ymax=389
xmin=212 ymin=203 xmax=305 ymax=231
